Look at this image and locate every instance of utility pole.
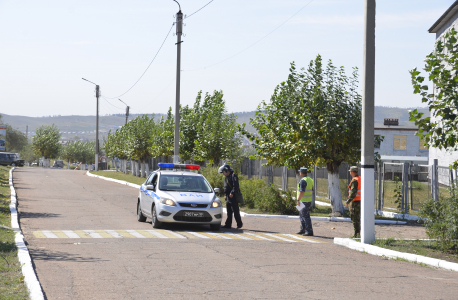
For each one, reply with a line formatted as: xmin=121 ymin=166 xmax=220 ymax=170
xmin=118 ymin=99 xmax=129 ymax=125
xmin=174 ymin=1 xmax=183 ymax=164
xmin=361 ymin=0 xmax=376 ymax=244
xmin=95 ymin=85 xmax=100 ymax=171
xmin=125 ymin=106 xmax=129 ymax=125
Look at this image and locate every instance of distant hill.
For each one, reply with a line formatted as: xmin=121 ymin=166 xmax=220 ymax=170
xmin=0 ymin=106 xmax=429 ymax=141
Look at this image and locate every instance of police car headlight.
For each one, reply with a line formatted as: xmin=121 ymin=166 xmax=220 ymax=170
xmin=160 ymin=198 xmax=177 ymax=206
xmin=211 ymin=199 xmax=222 ymax=208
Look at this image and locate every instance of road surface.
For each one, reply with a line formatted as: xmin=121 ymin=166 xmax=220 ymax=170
xmin=14 ymin=168 xmax=458 ymax=299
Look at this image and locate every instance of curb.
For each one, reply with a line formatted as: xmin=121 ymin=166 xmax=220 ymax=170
xmin=86 ymin=171 xmax=140 ymax=189
xmin=375 ymin=210 xmax=421 ymax=221
xmin=85 ymin=172 xmax=406 ymax=225
xmin=9 ymin=168 xmax=45 ymax=300
xmin=334 ymin=238 xmax=458 ymax=272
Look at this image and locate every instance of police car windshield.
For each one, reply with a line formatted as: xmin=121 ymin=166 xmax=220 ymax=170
xmin=159 ymin=175 xmax=213 ymax=193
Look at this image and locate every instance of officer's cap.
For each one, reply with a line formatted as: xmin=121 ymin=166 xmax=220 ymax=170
xmin=218 ymin=164 xmax=233 ymax=173
xmin=349 ymin=166 xmax=358 ymax=173
xmin=299 ymin=167 xmax=308 ymax=173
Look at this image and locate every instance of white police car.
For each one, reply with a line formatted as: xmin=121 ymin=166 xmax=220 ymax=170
xmin=137 ymin=163 xmax=223 ymax=230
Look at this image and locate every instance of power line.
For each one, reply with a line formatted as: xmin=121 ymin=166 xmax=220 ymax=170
xmin=101 ymin=96 xmax=125 ymax=110
xmin=185 ymin=0 xmax=215 ymax=19
xmin=105 ymin=24 xmax=175 ymax=99
xmin=183 ymin=0 xmax=314 ymax=72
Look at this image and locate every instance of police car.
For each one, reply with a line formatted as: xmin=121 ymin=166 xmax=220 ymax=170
xmin=137 ymin=163 xmax=223 ymax=230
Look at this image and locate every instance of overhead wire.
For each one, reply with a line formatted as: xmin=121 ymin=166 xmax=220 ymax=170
xmin=183 ymin=0 xmax=314 ymax=72
xmin=104 ymin=23 xmax=175 ymax=99
xmin=184 ymin=0 xmax=214 ymax=19
xmin=100 ymin=0 xmax=215 ymax=101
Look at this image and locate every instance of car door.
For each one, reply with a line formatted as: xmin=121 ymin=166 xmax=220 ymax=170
xmin=142 ymin=172 xmax=157 ymax=215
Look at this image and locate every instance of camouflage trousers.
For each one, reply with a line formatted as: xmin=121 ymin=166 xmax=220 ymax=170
xmin=350 ymin=201 xmax=361 ymax=235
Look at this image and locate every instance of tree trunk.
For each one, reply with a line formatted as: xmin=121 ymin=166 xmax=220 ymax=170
xmin=145 ymin=161 xmax=149 ymax=177
xmin=327 ymin=162 xmax=344 ymax=215
xmin=140 ymin=160 xmax=145 ymax=178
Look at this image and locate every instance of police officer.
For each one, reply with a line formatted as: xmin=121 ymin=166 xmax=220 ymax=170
xmin=345 ymin=166 xmax=361 ymax=238
xmin=296 ymin=167 xmax=314 ymax=236
xmin=218 ymin=164 xmax=243 ymax=229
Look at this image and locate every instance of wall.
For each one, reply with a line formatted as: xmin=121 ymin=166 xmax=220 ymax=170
xmin=375 ymin=128 xmax=429 ymax=158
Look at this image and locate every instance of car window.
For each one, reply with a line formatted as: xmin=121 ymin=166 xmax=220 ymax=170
xmin=145 ymin=172 xmax=156 ymax=185
xmin=158 ymin=174 xmax=212 ymax=193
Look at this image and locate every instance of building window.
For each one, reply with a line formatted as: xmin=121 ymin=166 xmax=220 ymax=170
xmin=394 ymin=135 xmax=407 ymax=150
xmin=375 ymin=135 xmax=381 ymax=148
xmin=420 ymin=137 xmax=429 ymax=150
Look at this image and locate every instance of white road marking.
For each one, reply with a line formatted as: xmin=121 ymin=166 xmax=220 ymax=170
xmin=185 ymin=231 xmax=210 ymax=239
xmin=83 ymin=230 xmax=103 ymax=238
xmin=145 ymin=230 xmax=168 ymax=238
xmin=282 ymin=234 xmax=320 ymax=243
xmin=204 ymin=232 xmax=233 ymax=239
xmin=42 ymin=230 xmax=58 ymax=238
xmin=62 ymin=230 xmax=80 ymax=238
xmin=164 ymin=230 xmax=186 ymax=239
xmin=126 ymin=230 xmax=147 ymax=238
xmin=243 ymin=232 xmax=275 ymax=241
xmin=105 ymin=230 xmax=124 ymax=238
xmin=263 ymin=233 xmax=297 ymax=242
xmin=222 ymin=232 xmax=254 ymax=240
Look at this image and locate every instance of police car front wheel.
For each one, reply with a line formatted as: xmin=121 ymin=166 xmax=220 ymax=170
xmin=137 ymin=201 xmax=146 ymax=222
xmin=151 ymin=206 xmax=162 ymax=229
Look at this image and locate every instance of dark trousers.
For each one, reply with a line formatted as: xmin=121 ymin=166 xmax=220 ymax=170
xmin=225 ymin=199 xmax=243 ymax=227
xmin=299 ymin=202 xmax=313 ymax=234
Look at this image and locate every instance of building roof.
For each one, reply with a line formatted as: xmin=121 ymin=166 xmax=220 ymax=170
xmin=429 ymin=0 xmax=458 ymax=33
xmin=380 ymin=155 xmax=428 ymax=162
xmin=374 ymin=125 xmax=418 ymax=131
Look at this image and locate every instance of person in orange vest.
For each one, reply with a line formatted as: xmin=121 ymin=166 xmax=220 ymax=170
xmin=345 ymin=166 xmax=361 ymax=238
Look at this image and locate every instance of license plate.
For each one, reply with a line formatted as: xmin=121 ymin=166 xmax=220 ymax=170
xmin=184 ymin=212 xmax=204 ymax=217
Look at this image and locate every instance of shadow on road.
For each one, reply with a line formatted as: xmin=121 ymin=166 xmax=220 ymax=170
xmin=30 ymin=248 xmax=108 ymax=263
xmin=19 ymin=212 xmax=61 ymax=219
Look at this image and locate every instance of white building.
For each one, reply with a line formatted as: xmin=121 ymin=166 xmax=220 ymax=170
xmin=375 ymin=118 xmax=428 ymax=163
xmin=429 ymin=1 xmax=458 ymax=168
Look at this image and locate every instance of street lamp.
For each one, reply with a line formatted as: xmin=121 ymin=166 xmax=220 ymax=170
xmin=82 ymin=78 xmax=100 ymax=172
xmin=118 ymin=99 xmax=130 ymax=125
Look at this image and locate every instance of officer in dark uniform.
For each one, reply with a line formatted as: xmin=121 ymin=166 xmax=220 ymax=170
xmin=218 ymin=164 xmax=243 ymax=229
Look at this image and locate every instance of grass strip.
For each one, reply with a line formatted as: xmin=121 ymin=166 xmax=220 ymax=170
xmin=0 ymin=166 xmax=29 ymax=299
xmin=373 ymin=238 xmax=458 ymax=264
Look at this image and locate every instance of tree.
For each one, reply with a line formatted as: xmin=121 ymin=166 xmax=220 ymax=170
xmin=249 ymin=56 xmax=361 ymax=215
xmin=4 ymin=125 xmax=28 ymax=153
xmin=410 ymin=27 xmax=458 ymax=167
xmin=19 ymin=144 xmax=39 ymax=164
xmin=32 ymin=124 xmax=61 ymax=159
xmin=148 ymin=108 xmax=175 ymax=162
xmin=192 ymin=90 xmax=242 ymax=166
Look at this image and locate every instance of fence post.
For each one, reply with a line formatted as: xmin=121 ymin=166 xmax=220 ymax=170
xmin=381 ymin=163 xmax=385 ymax=209
xmin=248 ymin=159 xmax=252 ymax=179
xmin=433 ymin=159 xmax=438 ymax=201
xmin=403 ymin=163 xmax=409 ymax=214
xmin=378 ymin=164 xmax=382 ymax=211
xmin=410 ymin=163 xmax=413 ymax=210
xmin=281 ymin=166 xmax=287 ymax=191
xmin=258 ymin=160 xmax=262 ymax=180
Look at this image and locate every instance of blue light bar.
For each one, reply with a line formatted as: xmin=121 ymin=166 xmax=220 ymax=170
xmin=158 ymin=163 xmax=175 ymax=169
xmin=157 ymin=163 xmax=200 ymax=170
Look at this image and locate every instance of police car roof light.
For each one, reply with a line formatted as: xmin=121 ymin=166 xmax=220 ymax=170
xmin=158 ymin=163 xmax=200 ymax=170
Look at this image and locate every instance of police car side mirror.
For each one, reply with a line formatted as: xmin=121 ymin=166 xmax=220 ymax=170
xmin=214 ymin=188 xmax=220 ymax=193
xmin=146 ymin=185 xmax=155 ymax=191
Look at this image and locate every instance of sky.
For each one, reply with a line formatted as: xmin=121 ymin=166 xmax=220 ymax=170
xmin=0 ymin=0 xmax=453 ymax=117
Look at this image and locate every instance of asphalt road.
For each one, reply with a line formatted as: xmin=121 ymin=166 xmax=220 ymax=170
xmin=15 ymin=168 xmax=458 ymax=299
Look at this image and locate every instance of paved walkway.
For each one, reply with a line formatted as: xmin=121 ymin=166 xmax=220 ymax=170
xmin=15 ymin=168 xmax=458 ymax=299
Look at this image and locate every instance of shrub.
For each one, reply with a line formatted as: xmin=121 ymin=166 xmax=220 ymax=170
xmin=420 ymin=193 xmax=458 ymax=252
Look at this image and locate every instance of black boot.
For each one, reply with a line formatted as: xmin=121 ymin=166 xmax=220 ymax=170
xmin=296 ymin=230 xmax=305 ymax=235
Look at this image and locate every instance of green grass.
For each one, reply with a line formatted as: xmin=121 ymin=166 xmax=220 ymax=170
xmin=90 ymin=170 xmax=146 ymax=185
xmin=373 ymin=238 xmax=458 ymax=264
xmin=0 ymin=165 xmax=29 ymax=299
